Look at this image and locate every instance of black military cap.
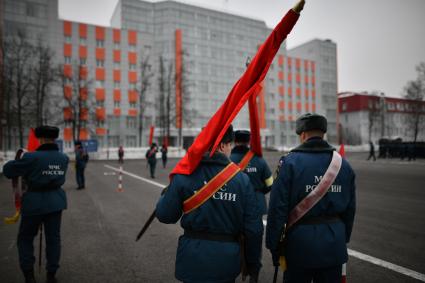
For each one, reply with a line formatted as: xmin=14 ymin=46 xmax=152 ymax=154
xmin=220 ymin=124 xmax=235 ymax=144
xmin=234 ymin=130 xmax=251 ymax=143
xmin=34 ymin=126 xmax=59 ymax=139
xmin=151 ymin=143 xmax=157 ymax=148
xmin=295 ymin=113 xmax=327 ymax=135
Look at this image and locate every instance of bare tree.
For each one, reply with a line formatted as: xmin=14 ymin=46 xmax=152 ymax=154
xmin=59 ymin=61 xmax=95 ymax=143
xmin=3 ymin=32 xmax=34 ymax=148
xmin=31 ymin=38 xmax=58 ymax=126
xmin=404 ymin=62 xmax=425 ymax=142
xmin=137 ymin=54 xmax=154 ymax=147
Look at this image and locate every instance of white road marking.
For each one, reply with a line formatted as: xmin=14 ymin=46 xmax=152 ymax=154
xmin=105 ymin=164 xmax=425 ymax=282
xmin=262 ymin=218 xmax=425 ymax=282
xmin=103 ymin=172 xmax=116 ymax=176
xmin=104 ymin=165 xmax=165 ymax=189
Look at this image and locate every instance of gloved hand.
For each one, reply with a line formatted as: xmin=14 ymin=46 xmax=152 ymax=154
xmin=271 ymin=250 xmax=280 ymax=267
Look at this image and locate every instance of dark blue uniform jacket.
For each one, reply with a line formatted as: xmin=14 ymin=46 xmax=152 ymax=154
xmin=230 ymin=145 xmax=273 ymax=215
xmin=266 ymin=137 xmax=356 ymax=269
xmin=156 ymin=152 xmax=263 ymax=283
xmin=75 ymin=147 xmax=87 ymax=168
xmin=3 ymin=143 xmax=69 ymax=216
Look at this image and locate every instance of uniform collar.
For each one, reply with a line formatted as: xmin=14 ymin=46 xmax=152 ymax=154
xmin=231 ymin=145 xmax=249 ymax=154
xmin=36 ymin=143 xmax=59 ymax=151
xmin=291 ymin=137 xmax=335 ymax=153
xmin=201 ymin=152 xmax=230 ymax=166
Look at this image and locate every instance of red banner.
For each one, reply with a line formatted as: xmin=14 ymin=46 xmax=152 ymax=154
xmin=148 ymin=126 xmax=154 ymax=145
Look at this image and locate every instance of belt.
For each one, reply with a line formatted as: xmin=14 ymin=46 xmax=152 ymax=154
xmin=184 ymin=230 xmax=239 ymax=243
xmin=27 ymin=186 xmax=60 ymax=192
xmin=296 ymin=215 xmax=341 ymax=226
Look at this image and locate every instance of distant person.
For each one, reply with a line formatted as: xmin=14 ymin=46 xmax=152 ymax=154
xmin=407 ymin=142 xmax=416 ymax=161
xmin=161 ymin=144 xmax=168 ymax=168
xmin=146 ymin=143 xmax=158 ymax=178
xmin=2 ymin=126 xmax=69 ymax=283
xmin=118 ymin=145 xmax=124 ymax=164
xmin=75 ymin=141 xmax=88 ymax=190
xmin=367 ymin=141 xmax=376 ymax=161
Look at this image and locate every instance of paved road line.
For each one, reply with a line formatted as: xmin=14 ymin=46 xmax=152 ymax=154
xmin=104 ymin=164 xmax=165 ymax=189
xmin=106 ymin=164 xmax=425 ymax=282
xmin=261 ymin=220 xmax=425 ymax=282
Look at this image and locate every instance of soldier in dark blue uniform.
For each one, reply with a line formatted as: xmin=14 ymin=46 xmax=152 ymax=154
xmin=145 ymin=143 xmax=158 ymax=178
xmin=156 ymin=125 xmax=263 ymax=283
xmin=266 ymin=113 xmax=356 ymax=283
xmin=230 ymin=130 xmax=273 ymax=282
xmin=3 ymin=126 xmax=69 ymax=283
xmin=74 ymin=141 xmax=88 ymax=190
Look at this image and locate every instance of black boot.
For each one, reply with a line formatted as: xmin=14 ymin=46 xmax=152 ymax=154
xmin=46 ymin=272 xmax=57 ymax=283
xmin=23 ymin=270 xmax=36 ymax=283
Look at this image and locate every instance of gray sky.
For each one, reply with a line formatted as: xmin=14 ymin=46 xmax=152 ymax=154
xmin=59 ymin=0 xmax=425 ymax=97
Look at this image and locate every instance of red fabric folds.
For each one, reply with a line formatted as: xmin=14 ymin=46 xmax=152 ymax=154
xmin=27 ymin=128 xmax=40 ymax=152
xmin=171 ymin=9 xmax=300 ymax=177
xmin=249 ymin=90 xmax=262 ymax=157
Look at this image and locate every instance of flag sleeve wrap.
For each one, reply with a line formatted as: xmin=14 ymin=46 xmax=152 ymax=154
xmin=170 ymin=9 xmax=300 ymax=177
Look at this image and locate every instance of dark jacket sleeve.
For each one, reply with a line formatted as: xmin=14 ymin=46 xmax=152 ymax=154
xmin=341 ymin=171 xmax=356 ymax=243
xmin=241 ymin=173 xmax=264 ymax=269
xmin=261 ymin=158 xmax=273 ymax=194
xmin=155 ymin=175 xmax=184 ymax=224
xmin=2 ymin=154 xmax=35 ymax=179
xmin=266 ymin=157 xmax=291 ymax=253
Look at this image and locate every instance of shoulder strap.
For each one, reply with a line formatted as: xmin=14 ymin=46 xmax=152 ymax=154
xmin=286 ymin=151 xmax=342 ymax=229
xmin=238 ymin=151 xmax=255 ymax=170
xmin=183 ymin=162 xmax=241 ymax=214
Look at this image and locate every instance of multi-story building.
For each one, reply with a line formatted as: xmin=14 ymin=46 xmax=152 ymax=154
xmin=288 ymin=39 xmax=338 ymax=144
xmin=338 ymin=92 xmax=425 ymax=145
xmin=1 ymin=0 xmax=338 ymax=150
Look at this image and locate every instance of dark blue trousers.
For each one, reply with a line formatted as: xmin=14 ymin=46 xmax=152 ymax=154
xmin=76 ymin=166 xmax=85 ymax=188
xmin=283 ymin=265 xmax=342 ymax=283
xmin=18 ymin=211 xmax=62 ymax=273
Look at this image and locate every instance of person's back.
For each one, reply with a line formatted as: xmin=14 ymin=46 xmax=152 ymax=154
xmin=266 ymin=113 xmax=356 ymax=283
xmin=156 ymin=152 xmax=263 ymax=282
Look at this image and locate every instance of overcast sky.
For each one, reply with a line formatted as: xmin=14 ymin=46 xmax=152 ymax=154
xmin=59 ymin=0 xmax=425 ymax=97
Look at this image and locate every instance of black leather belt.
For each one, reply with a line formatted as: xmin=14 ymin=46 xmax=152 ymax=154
xmin=184 ymin=230 xmax=239 ymax=243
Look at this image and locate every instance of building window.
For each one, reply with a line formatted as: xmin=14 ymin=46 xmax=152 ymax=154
xmin=342 ymin=103 xmax=347 ymax=111
xmin=96 ymin=100 xmax=104 ymax=107
xmin=114 ymin=42 xmax=120 ymax=49
xmin=126 ymin=117 xmax=136 ymax=128
xmin=80 ymin=58 xmax=86 ymax=65
xmin=114 ymin=81 xmax=120 ymax=89
xmin=129 ymin=102 xmax=137 ymax=108
xmin=114 ymin=101 xmax=120 ymax=107
xmin=129 ymin=64 xmax=137 ymax=70
xmin=114 ymin=62 xmax=120 ymax=69
xmin=64 ymin=56 xmax=71 ymax=64
xmin=129 ymin=44 xmax=136 ymax=52
xmin=64 ymin=36 xmax=72 ymax=43
xmin=129 ymin=83 xmax=137 ymax=90
xmin=96 ymin=40 xmax=104 ymax=48
xmin=79 ymin=37 xmax=86 ymax=45
xmin=96 ymin=80 xmax=105 ymax=88
xmin=96 ymin=60 xmax=105 ymax=67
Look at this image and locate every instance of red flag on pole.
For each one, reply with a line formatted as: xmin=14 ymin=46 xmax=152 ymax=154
xmin=248 ymin=89 xmax=263 ymax=157
xmin=27 ymin=128 xmax=40 ymax=152
xmin=148 ymin=126 xmax=155 ymax=145
xmin=339 ymin=143 xmax=345 ymax=158
xmin=170 ymin=9 xmax=300 ymax=177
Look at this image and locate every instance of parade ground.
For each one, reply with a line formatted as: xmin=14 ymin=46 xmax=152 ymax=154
xmin=1 ymin=152 xmax=425 ymax=283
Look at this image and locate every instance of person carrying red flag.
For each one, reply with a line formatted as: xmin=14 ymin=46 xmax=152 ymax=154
xmin=2 ymin=126 xmax=69 ymax=283
xmin=155 ymin=1 xmax=305 ymax=282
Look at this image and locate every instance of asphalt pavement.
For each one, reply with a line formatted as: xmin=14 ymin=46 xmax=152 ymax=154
xmin=1 ymin=152 xmax=424 ymax=283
